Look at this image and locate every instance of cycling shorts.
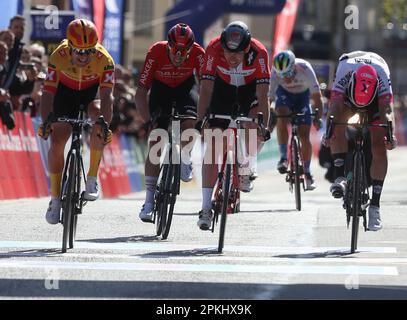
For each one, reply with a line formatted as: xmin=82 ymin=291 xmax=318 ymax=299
xmin=149 ymin=78 xmax=197 ymax=129
xmin=275 ymin=86 xmax=311 ymax=126
xmin=53 ymin=83 xmax=99 ymax=119
xmin=208 ymin=77 xmax=258 ymax=129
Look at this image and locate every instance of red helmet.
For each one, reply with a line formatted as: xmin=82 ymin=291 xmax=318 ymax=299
xmin=167 ymin=23 xmax=195 ymax=56
xmin=348 ymin=65 xmax=379 ymax=108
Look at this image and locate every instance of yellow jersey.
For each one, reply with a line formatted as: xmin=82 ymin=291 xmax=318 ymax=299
xmin=44 ymin=39 xmax=115 ymax=93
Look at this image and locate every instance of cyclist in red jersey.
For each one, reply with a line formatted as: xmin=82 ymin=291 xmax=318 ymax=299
xmin=136 ymin=23 xmax=205 ymax=223
xmin=195 ymin=21 xmax=271 ymax=230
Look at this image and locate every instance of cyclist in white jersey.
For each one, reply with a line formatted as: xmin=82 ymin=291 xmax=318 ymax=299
xmin=269 ymin=50 xmax=323 ymax=190
xmin=326 ymin=51 xmax=397 ymax=231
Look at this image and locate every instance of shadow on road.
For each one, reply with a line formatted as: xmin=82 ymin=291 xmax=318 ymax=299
xmin=274 ymin=250 xmax=355 ymax=259
xmin=0 ymin=248 xmax=61 ymax=259
xmin=77 ymin=235 xmax=160 ymax=243
xmin=136 ymin=248 xmax=219 ymax=259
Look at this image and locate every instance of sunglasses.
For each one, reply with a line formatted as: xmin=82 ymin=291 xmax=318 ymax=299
xmin=71 ymin=47 xmax=97 ymax=56
xmin=280 ymin=69 xmax=295 ymax=78
xmin=168 ymin=45 xmax=189 ymax=58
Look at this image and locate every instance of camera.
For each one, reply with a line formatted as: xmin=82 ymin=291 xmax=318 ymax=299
xmin=0 ymin=101 xmax=15 ymax=130
xmin=18 ymin=62 xmax=36 ymax=70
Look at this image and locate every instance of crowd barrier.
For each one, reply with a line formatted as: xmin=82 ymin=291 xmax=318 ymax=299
xmin=0 ymin=113 xmax=147 ymax=200
xmin=1 ymin=111 xmax=406 ymax=200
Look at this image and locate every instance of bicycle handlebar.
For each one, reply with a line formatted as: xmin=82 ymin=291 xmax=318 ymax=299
xmin=44 ymin=112 xmax=109 ymax=143
xmin=274 ymin=108 xmax=320 ymax=119
xmin=325 ymin=115 xmax=394 ymax=144
xmin=203 ymin=112 xmax=270 ymax=140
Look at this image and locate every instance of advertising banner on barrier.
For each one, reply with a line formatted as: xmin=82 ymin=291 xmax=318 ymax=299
xmin=0 ymin=125 xmax=16 ymax=199
xmin=119 ymin=135 xmax=140 ymax=192
xmin=99 ymin=135 xmax=131 ymax=198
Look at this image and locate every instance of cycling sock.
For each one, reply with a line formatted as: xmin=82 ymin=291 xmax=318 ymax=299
xmin=279 ymin=144 xmax=287 ymax=160
xmin=303 ymin=160 xmax=311 ymax=174
xmin=50 ymin=173 xmax=62 ymax=198
xmin=332 ymin=153 xmax=346 ymax=179
xmin=88 ymin=149 xmax=103 ymax=177
xmin=371 ymin=180 xmax=384 ymax=207
xmin=202 ymin=187 xmax=213 ymax=211
xmin=145 ymin=176 xmax=158 ymax=204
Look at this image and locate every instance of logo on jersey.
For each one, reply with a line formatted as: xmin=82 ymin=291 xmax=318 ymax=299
xmin=245 ymin=48 xmax=258 ymax=66
xmin=217 ymin=66 xmax=256 ymax=77
xmin=355 ymin=58 xmax=372 ymax=64
xmin=338 ymin=71 xmax=352 ymax=89
xmin=83 ymin=74 xmax=98 ymax=81
xmin=58 ymin=49 xmax=66 ymax=57
xmin=97 ymin=51 xmax=104 ymax=59
xmin=139 ymin=58 xmax=154 ymax=86
xmin=206 ymin=55 xmax=214 ymax=72
xmin=259 ymin=58 xmax=267 ymax=75
xmin=46 ymin=69 xmax=56 ymax=82
xmin=102 ymin=71 xmax=114 ymax=84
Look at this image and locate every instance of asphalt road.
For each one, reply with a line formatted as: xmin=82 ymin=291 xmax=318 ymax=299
xmin=0 ymin=147 xmax=407 ymax=300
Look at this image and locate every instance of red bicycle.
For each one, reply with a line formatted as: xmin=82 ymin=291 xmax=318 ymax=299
xmin=203 ymin=112 xmax=267 ymax=253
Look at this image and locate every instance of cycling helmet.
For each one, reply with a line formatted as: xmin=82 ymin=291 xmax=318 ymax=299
xmin=347 ymin=64 xmax=379 ymax=108
xmin=167 ymin=23 xmax=195 ymax=56
xmin=220 ymin=21 xmax=251 ymax=52
xmin=67 ymin=19 xmax=98 ymax=50
xmin=273 ymin=50 xmax=296 ymax=78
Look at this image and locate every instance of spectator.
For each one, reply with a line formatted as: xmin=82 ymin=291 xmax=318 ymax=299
xmin=0 ymin=29 xmax=15 ymax=51
xmin=0 ymin=41 xmax=8 ymax=85
xmin=8 ymin=16 xmax=26 ymax=69
xmin=20 ymin=46 xmax=31 ymax=63
xmin=29 ymin=43 xmax=46 ymax=61
xmin=0 ymin=40 xmax=15 ymax=130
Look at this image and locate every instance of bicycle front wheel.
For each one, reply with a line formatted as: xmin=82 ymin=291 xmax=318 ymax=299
xmin=162 ymin=164 xmax=179 ymax=240
xmin=62 ymin=150 xmax=77 ymax=253
xmin=351 ymin=151 xmax=362 ymax=253
xmin=155 ymin=164 xmax=169 ymax=237
xmin=292 ymin=137 xmax=302 ymax=211
xmin=218 ymin=162 xmax=232 ymax=253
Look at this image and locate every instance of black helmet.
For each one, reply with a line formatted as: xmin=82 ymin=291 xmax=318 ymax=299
xmin=220 ymin=21 xmax=251 ymax=52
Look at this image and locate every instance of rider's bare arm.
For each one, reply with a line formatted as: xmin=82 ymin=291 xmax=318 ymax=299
xmin=197 ymin=79 xmax=214 ymax=121
xmin=310 ymin=91 xmax=323 ymax=119
xmin=100 ymin=87 xmax=113 ymax=124
xmin=256 ymin=83 xmax=270 ymax=126
xmin=135 ymin=86 xmax=150 ymax=123
xmin=40 ymin=90 xmax=55 ymax=122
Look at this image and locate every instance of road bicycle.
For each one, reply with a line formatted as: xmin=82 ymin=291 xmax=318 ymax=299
xmin=44 ymin=105 xmax=108 ymax=253
xmin=325 ymin=112 xmax=392 ymax=253
xmin=151 ymin=108 xmax=196 ymax=240
xmin=275 ymin=110 xmax=319 ymax=211
xmin=202 ymin=111 xmax=267 ymax=253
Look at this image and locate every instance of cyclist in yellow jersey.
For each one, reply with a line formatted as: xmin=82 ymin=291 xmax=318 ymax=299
xmin=38 ymin=19 xmax=115 ymax=225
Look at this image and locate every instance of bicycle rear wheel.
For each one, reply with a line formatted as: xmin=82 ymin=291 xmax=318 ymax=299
xmin=218 ymin=161 xmax=232 ymax=253
xmin=162 ymin=164 xmax=179 ymax=240
xmin=292 ymin=137 xmax=301 ymax=211
xmin=351 ymin=151 xmax=362 ymax=253
xmin=61 ymin=150 xmax=77 ymax=253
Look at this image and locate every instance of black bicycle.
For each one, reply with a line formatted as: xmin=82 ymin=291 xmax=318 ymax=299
xmin=275 ymin=110 xmax=319 ymax=211
xmin=325 ymin=112 xmax=392 ymax=253
xmin=151 ymin=108 xmax=196 ymax=240
xmin=44 ymin=105 xmax=108 ymax=253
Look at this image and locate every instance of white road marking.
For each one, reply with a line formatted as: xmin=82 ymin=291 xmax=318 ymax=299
xmin=0 ymin=260 xmax=399 ymax=276
xmin=0 ymin=241 xmax=397 ymax=254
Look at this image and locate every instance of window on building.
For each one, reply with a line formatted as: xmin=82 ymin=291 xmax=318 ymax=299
xmin=134 ymin=0 xmax=153 ymax=36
